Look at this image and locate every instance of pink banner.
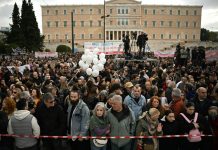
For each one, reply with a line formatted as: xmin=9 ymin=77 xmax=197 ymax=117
xmin=154 ymin=50 xmax=175 ymax=58
xmin=206 ymin=50 xmax=218 ymax=62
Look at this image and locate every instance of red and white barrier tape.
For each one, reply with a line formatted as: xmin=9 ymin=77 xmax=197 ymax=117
xmin=0 ymin=134 xmax=214 ymax=139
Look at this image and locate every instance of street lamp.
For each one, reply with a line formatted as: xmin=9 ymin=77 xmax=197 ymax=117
xmin=101 ymin=0 xmax=110 ymax=51
xmin=71 ymin=12 xmax=75 ymax=53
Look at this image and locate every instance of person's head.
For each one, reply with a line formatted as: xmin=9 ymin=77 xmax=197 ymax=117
xmin=42 ymin=93 xmax=55 ymax=108
xmin=16 ymin=98 xmax=28 ymax=110
xmin=111 ymin=95 xmax=123 ymax=112
xmin=165 ymin=109 xmax=175 ymax=122
xmin=69 ymin=90 xmax=80 ymax=103
xmin=148 ymin=108 xmax=160 ymax=121
xmin=2 ymin=97 xmax=16 ymax=115
xmin=110 ymin=83 xmax=122 ymax=95
xmin=150 ymin=96 xmax=161 ymax=108
xmin=172 ymin=88 xmax=181 ymax=101
xmin=124 ymin=82 xmax=133 ymax=92
xmin=132 ymin=84 xmax=141 ymax=98
xmin=145 ymin=81 xmax=152 ymax=90
xmin=197 ymin=87 xmax=207 ymax=100
xmin=33 ymin=71 xmax=39 ymax=79
xmin=208 ymin=106 xmax=218 ymax=120
xmin=93 ymin=102 xmax=106 ymax=117
xmin=31 ymin=88 xmax=41 ymax=99
xmin=185 ymin=102 xmax=195 ymax=115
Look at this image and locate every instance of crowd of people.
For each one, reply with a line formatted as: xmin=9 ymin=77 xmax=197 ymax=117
xmin=0 ymin=51 xmax=217 ymax=150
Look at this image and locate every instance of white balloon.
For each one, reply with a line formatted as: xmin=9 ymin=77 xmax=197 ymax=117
xmin=92 ymin=65 xmax=99 ymax=71
xmin=97 ymin=63 xmax=104 ymax=71
xmin=99 ymin=53 xmax=105 ymax=59
xmin=82 ymin=63 xmax=89 ymax=70
xmin=79 ymin=60 xmax=85 ymax=67
xmin=93 ymin=58 xmax=99 ymax=65
xmin=86 ymin=68 xmax=92 ymax=76
xmin=100 ymin=58 xmax=106 ymax=64
xmin=93 ymin=48 xmax=99 ymax=55
xmin=82 ymin=55 xmax=87 ymax=62
xmin=86 ymin=55 xmax=93 ymax=64
xmin=92 ymin=70 xmax=99 ymax=77
xmin=84 ymin=49 xmax=90 ymax=55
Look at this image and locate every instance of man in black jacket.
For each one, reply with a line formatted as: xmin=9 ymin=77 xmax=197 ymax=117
xmin=35 ymin=93 xmax=66 ymax=150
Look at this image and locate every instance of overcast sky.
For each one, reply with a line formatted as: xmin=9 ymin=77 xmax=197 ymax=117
xmin=1 ymin=0 xmax=218 ymax=32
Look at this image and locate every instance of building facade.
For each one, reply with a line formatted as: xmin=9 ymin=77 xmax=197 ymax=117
xmin=41 ymin=0 xmax=202 ymax=51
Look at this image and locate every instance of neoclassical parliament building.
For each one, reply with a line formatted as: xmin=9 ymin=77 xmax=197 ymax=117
xmin=41 ymin=0 xmax=202 ymax=51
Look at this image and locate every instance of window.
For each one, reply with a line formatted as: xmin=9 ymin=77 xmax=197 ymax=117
xmin=185 ymin=34 xmax=188 ymax=40
xmin=122 ymin=9 xmax=125 ymax=14
xmin=73 ymin=21 xmax=76 ymax=27
xmin=110 ymin=9 xmax=112 ymax=14
xmin=194 ymin=22 xmax=197 ymax=28
xmin=99 ymin=9 xmax=102 ymax=14
xmin=72 ymin=9 xmax=76 ymax=14
xmin=177 ymin=34 xmax=180 ymax=40
xmin=193 ymin=35 xmax=196 ymax=39
xmin=90 ymin=9 xmax=93 ymax=14
xmin=81 ymin=9 xmax=84 ymax=14
xmin=47 ymin=21 xmax=50 ymax=27
xmin=144 ymin=21 xmax=147 ymax=27
xmin=126 ymin=9 xmax=128 ymax=14
xmin=178 ymin=10 xmax=180 ymax=15
xmin=144 ymin=9 xmax=147 ymax=15
xmin=169 ymin=34 xmax=172 ymax=39
xmin=153 ymin=34 xmax=156 ymax=39
xmin=177 ymin=21 xmax=180 ymax=28
xmin=186 ymin=10 xmax=189 ymax=15
xmin=194 ymin=10 xmax=197 ymax=15
xmin=161 ymin=21 xmax=164 ymax=27
xmin=133 ymin=9 xmax=136 ymax=13
xmin=118 ymin=20 xmax=120 ymax=25
xmin=118 ymin=9 xmax=120 ymax=14
xmin=126 ymin=20 xmax=128 ymax=25
xmin=64 ymin=21 xmax=67 ymax=27
xmin=152 ymin=21 xmax=156 ymax=27
xmin=133 ymin=21 xmax=136 ymax=25
xmin=170 ymin=10 xmax=172 ymax=15
xmin=90 ymin=21 xmax=93 ymax=27
xmin=48 ymin=34 xmax=50 ymax=40
xmin=56 ymin=34 xmax=59 ymax=39
xmin=81 ymin=34 xmax=84 ymax=39
xmin=47 ymin=10 xmax=49 ymax=15
xmin=55 ymin=10 xmax=58 ymax=15
xmin=169 ymin=21 xmax=172 ymax=27
xmin=153 ymin=9 xmax=156 ymax=15
xmin=55 ymin=21 xmax=58 ymax=27
xmin=122 ymin=20 xmax=125 ymax=25
xmin=98 ymin=21 xmax=102 ymax=27
xmin=64 ymin=10 xmax=67 ymax=15
xmin=90 ymin=34 xmax=93 ymax=39
xmin=186 ymin=21 xmax=188 ymax=28
xmin=99 ymin=34 xmax=102 ymax=39
xmin=161 ymin=34 xmax=164 ymax=39
xmin=110 ymin=20 xmax=113 ymax=25
xmin=81 ymin=21 xmax=84 ymax=27
xmin=65 ymin=34 xmax=68 ymax=40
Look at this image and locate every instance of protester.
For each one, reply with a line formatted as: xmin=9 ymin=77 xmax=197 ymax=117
xmin=170 ymin=88 xmax=185 ymax=117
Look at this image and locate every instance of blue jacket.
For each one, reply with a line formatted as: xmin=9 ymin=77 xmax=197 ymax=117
xmin=67 ymin=100 xmax=90 ymax=136
xmin=124 ymin=94 xmax=146 ymax=120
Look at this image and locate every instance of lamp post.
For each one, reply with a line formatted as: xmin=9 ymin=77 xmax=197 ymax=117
xmin=71 ymin=12 xmax=75 ymax=53
xmin=101 ymin=0 xmax=110 ymax=51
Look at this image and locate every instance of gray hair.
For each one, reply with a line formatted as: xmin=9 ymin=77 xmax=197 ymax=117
xmin=93 ymin=102 xmax=107 ymax=117
xmin=42 ymin=93 xmax=54 ymax=102
xmin=172 ymin=88 xmax=181 ymax=98
xmin=111 ymin=95 xmax=122 ymax=103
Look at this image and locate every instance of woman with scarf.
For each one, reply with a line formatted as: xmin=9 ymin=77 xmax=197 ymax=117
xmin=90 ymin=102 xmax=110 ymax=150
xmin=136 ymin=108 xmax=163 ymax=150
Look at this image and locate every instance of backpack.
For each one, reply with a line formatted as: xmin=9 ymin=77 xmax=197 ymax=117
xmin=180 ymin=112 xmax=202 ymax=142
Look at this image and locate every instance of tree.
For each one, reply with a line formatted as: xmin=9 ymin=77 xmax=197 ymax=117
xmin=7 ymin=3 xmax=23 ymax=47
xmin=200 ymin=28 xmax=210 ymax=41
xmin=21 ymin=0 xmax=44 ymax=52
xmin=56 ymin=45 xmax=72 ymax=53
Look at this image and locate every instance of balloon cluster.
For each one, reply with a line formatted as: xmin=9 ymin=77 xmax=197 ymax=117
xmin=79 ymin=48 xmax=106 ymax=77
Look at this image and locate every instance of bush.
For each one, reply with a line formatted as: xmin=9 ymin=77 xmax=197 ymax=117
xmin=0 ymin=42 xmax=14 ymax=54
xmin=45 ymin=48 xmax=51 ymax=52
xmin=56 ymin=45 xmax=71 ymax=53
